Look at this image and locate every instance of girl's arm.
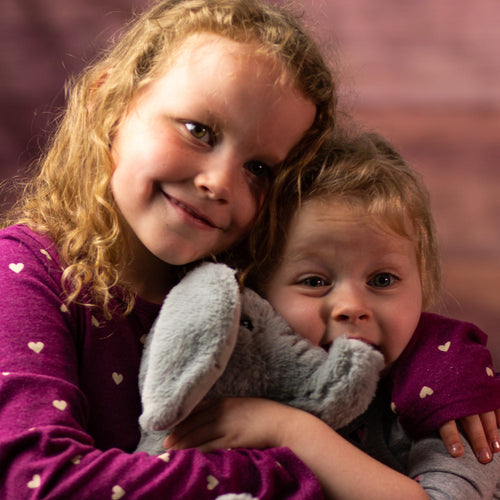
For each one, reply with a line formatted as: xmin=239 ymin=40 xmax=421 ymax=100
xmin=167 ymin=397 xmax=500 ymax=499
xmin=0 ymin=227 xmax=322 ymax=500
xmin=403 ymin=422 xmax=500 ymax=499
xmin=165 ymin=397 xmax=430 ymax=500
xmin=389 ymin=313 xmax=500 ymax=463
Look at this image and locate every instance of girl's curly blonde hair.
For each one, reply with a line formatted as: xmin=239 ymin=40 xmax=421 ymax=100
xmin=4 ymin=0 xmax=336 ymax=317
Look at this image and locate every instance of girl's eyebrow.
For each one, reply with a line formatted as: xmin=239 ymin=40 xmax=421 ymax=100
xmin=282 ymin=241 xmax=328 ymax=265
xmin=178 ymin=108 xmax=222 ymax=128
xmin=202 ymin=108 xmax=224 ymax=125
xmin=201 ymin=111 xmax=285 ymax=166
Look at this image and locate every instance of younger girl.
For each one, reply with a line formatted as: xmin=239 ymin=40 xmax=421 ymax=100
xmin=0 ymin=0 xmax=336 ymax=498
xmin=165 ymin=132 xmax=500 ymax=499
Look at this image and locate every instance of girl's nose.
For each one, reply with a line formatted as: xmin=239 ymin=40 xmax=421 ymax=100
xmin=333 ymin=307 xmax=370 ymax=323
xmin=330 ymin=288 xmax=371 ymax=324
xmin=194 ymin=156 xmax=237 ymax=202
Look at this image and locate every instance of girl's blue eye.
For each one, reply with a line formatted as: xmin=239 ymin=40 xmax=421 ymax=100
xmin=244 ymin=160 xmax=272 ymax=179
xmin=302 ymin=276 xmax=327 ymax=288
xmin=368 ymin=273 xmax=397 ymax=288
xmin=185 ymin=122 xmax=213 ymax=144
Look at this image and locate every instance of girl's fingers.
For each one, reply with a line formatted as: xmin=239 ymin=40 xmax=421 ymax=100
xmin=163 ymin=400 xmax=221 ymax=449
xmin=460 ymin=414 xmax=492 ymax=463
xmin=439 ymin=420 xmax=464 ymax=458
xmin=479 ymin=411 xmax=500 ymax=454
xmin=166 ymin=423 xmax=225 ymax=451
xmin=163 ymin=397 xmax=291 ymax=452
xmin=440 ymin=413 xmax=500 ymax=463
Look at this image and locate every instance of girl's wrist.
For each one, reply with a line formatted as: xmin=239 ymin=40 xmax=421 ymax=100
xmin=275 ymin=406 xmax=328 ymax=449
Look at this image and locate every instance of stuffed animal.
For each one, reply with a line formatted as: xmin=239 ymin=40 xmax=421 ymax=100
xmin=136 ymin=262 xmax=384 ymax=455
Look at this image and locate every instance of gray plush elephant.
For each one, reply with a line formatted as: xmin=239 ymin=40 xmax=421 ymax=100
xmin=137 ymin=262 xmax=384 ymax=455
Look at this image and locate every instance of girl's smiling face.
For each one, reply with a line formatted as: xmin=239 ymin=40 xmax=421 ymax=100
xmin=265 ymin=199 xmax=423 ymax=366
xmin=111 ymin=33 xmax=315 ymax=292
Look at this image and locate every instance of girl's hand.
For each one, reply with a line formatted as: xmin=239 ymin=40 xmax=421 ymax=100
xmin=439 ymin=409 xmax=500 ymax=463
xmin=163 ymin=397 xmax=297 ymax=452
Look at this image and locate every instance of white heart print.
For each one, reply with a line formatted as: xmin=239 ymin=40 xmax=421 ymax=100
xmin=52 ymin=400 xmax=68 ymax=411
xmin=27 ymin=474 xmax=41 ymax=489
xmin=438 ymin=341 xmax=451 ymax=352
xmin=9 ymin=263 xmax=24 ymax=273
xmin=28 ymin=341 xmax=44 ymax=354
xmin=419 ymin=386 xmax=434 ymax=399
xmin=111 ymin=485 xmax=126 ymax=499
xmin=207 ymin=475 xmax=219 ymax=490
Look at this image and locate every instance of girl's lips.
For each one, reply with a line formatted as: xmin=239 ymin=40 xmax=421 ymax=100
xmin=162 ymin=191 xmax=221 ymax=229
xmin=347 ymin=336 xmax=382 ymax=352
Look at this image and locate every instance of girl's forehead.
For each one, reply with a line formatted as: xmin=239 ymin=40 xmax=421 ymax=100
xmin=298 ymin=197 xmax=415 ymax=242
xmin=162 ymin=32 xmax=289 ymax=83
xmin=286 ymin=199 xmax=417 ymax=265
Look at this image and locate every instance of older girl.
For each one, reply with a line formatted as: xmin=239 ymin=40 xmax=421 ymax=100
xmin=0 ymin=0 xmax=335 ymax=497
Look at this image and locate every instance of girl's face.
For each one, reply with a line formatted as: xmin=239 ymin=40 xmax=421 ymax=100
xmin=111 ymin=33 xmax=315 ymax=270
xmin=265 ymin=199 xmax=423 ymax=366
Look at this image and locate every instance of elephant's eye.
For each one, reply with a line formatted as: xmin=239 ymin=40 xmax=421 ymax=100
xmin=240 ymin=316 xmax=253 ymax=331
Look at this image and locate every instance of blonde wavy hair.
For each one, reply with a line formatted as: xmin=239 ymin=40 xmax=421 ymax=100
xmin=4 ymin=0 xmax=336 ymax=317
xmin=248 ymin=131 xmax=441 ymax=310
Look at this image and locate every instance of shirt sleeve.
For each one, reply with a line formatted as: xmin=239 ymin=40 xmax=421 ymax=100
xmin=342 ymin=391 xmax=500 ymax=499
xmin=388 ymin=312 xmax=500 ymax=439
xmin=0 ymin=227 xmax=323 ymax=500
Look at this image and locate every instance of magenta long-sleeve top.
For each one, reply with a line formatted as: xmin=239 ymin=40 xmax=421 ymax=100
xmin=0 ymin=225 xmax=322 ymax=500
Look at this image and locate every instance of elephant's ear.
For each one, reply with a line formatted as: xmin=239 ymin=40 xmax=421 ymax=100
xmin=139 ymin=262 xmax=241 ymax=432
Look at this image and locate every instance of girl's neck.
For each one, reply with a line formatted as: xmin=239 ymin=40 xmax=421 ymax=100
xmin=128 ymin=264 xmax=177 ymax=305
xmin=122 ymin=231 xmax=178 ymax=305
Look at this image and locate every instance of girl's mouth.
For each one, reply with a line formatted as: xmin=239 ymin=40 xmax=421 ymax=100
xmin=162 ymin=191 xmax=220 ymax=230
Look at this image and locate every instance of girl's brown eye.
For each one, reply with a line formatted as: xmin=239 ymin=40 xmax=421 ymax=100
xmin=368 ymin=273 xmax=398 ymax=288
xmin=185 ymin=121 xmax=213 ymax=144
xmin=244 ymin=160 xmax=272 ymax=179
xmin=302 ymin=276 xmax=327 ymax=288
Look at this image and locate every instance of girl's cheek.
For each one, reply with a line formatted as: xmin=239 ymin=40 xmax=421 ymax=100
xmin=288 ymin=305 xmax=322 ymax=345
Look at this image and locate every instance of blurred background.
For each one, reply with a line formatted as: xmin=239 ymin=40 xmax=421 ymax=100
xmin=1 ymin=0 xmax=499 ymax=363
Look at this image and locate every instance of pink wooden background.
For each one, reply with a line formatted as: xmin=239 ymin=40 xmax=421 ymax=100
xmin=1 ymin=0 xmax=499 ymax=363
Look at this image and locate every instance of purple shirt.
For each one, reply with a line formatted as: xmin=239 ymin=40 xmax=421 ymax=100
xmin=0 ymin=225 xmax=322 ymax=499
xmin=388 ymin=312 xmax=500 ymax=439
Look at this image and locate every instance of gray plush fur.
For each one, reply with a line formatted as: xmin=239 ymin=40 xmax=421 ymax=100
xmin=137 ymin=262 xmax=384 ymax=455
